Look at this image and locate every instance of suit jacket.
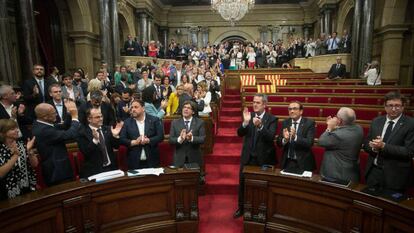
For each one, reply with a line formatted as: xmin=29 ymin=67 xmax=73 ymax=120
xmin=319 ymin=124 xmax=363 ymax=183
xmin=207 ymin=79 xmax=221 ymax=103
xmin=117 ymin=100 xmax=131 ymax=121
xmin=22 ymin=77 xmax=52 ymax=121
xmin=73 ymin=80 xmax=88 ymax=97
xmin=78 ymin=102 xmax=116 ymax=127
xmin=32 ymin=120 xmax=80 ymax=186
xmin=77 ymin=125 xmax=119 ymax=178
xmin=363 ymin=115 xmax=414 ymax=191
xmin=238 ymin=112 xmax=278 ymax=166
xmin=47 ymin=100 xmax=72 ymax=130
xmin=276 ymin=117 xmax=316 ymax=171
xmin=119 ymin=114 xmax=164 ymax=169
xmin=0 ymin=103 xmax=31 ymax=139
xmin=328 ymin=64 xmax=346 ymax=78
xmin=124 ymin=40 xmax=138 ymax=56
xmin=169 ymin=117 xmax=205 ymax=167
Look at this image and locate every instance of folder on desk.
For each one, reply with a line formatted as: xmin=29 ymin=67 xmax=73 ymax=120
xmin=88 ymin=170 xmax=125 ymax=182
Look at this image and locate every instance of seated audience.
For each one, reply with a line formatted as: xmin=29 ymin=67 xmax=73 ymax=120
xmin=276 ymin=101 xmax=316 ymax=172
xmin=32 ymin=101 xmax=80 ymax=186
xmin=319 ymin=107 xmax=363 ymax=183
xmin=364 ymin=60 xmax=381 ymax=86
xmin=363 ymin=91 xmax=414 ymax=194
xmin=77 ymin=108 xmax=123 ymax=178
xmin=0 ymin=119 xmax=37 ymax=200
xmin=327 ymin=57 xmax=346 ymax=80
xmin=120 ymin=99 xmax=164 ymax=169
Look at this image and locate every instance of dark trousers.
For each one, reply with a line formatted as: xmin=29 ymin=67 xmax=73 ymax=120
xmin=366 ymin=166 xmax=385 ymax=189
xmin=237 ymin=156 xmax=259 ymax=209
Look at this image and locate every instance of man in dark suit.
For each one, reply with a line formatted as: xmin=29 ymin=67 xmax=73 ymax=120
xmin=169 ymin=100 xmax=205 ymax=168
xmin=276 ymin=101 xmax=316 ymax=172
xmin=178 ymin=83 xmax=204 ymax=115
xmin=124 ymin=35 xmax=138 ymax=56
xmin=327 ymin=57 xmax=346 ymax=79
xmin=116 ymin=89 xmax=132 ymax=121
xmin=77 ymin=108 xmax=123 ymax=178
xmin=32 ymin=101 xmax=80 ymax=186
xmin=204 ymin=70 xmax=221 ymax=103
xmin=120 ymin=99 xmax=164 ymax=169
xmin=146 ymin=74 xmax=165 ymax=109
xmin=73 ymin=71 xmax=88 ymax=97
xmin=48 ymin=84 xmax=72 ymax=130
xmin=22 ymin=64 xmax=52 ymax=122
xmin=234 ymin=94 xmax=278 ymax=218
xmin=78 ymin=91 xmax=116 ymax=127
xmin=319 ymin=107 xmax=363 ymax=183
xmin=363 ymin=91 xmax=414 ymax=193
xmin=0 ymin=85 xmax=30 ymax=139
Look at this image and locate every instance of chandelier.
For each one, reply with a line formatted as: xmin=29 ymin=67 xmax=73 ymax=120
xmin=211 ymin=0 xmax=255 ymax=26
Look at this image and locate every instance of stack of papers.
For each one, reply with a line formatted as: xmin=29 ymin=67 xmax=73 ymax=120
xmin=127 ymin=168 xmax=165 ymax=177
xmin=280 ymin=170 xmax=312 ymax=178
xmin=88 ymin=170 xmax=125 ymax=182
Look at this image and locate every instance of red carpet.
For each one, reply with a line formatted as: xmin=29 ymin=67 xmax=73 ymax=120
xmin=199 ymin=91 xmax=243 ymax=233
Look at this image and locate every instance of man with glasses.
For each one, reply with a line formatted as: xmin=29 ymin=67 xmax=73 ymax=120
xmin=363 ymin=91 xmax=414 ymax=194
xmin=276 ymin=101 xmax=316 ymax=173
xmin=234 ymin=93 xmax=277 ymax=218
xmin=319 ymin=107 xmax=363 ymax=184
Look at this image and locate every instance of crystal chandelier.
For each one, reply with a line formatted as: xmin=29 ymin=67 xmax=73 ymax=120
xmin=211 ymin=0 xmax=255 ymax=26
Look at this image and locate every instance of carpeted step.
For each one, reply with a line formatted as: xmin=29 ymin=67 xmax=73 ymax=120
xmin=204 ymin=143 xmax=242 ymax=164
xmin=205 ymin=163 xmax=240 ymax=195
xmin=215 ymin=128 xmax=242 ymax=143
xmin=224 ymin=95 xmax=241 ymax=101
xmin=225 ymin=89 xmax=241 ymax=95
xmin=222 ymin=100 xmax=242 ymax=108
xmin=221 ymin=108 xmax=242 ymax=117
xmin=198 ymin=194 xmax=242 ymax=233
xmin=219 ymin=116 xmax=242 ymax=128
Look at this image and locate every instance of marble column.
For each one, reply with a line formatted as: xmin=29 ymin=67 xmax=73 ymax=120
xmin=69 ymin=31 xmax=97 ymax=78
xmin=110 ymin=0 xmax=119 ymax=67
xmin=159 ymin=27 xmax=168 ymax=56
xmin=271 ymin=26 xmax=280 ymax=42
xmin=147 ymin=17 xmax=152 ymax=41
xmin=358 ymin=0 xmax=375 ymax=76
xmin=378 ymin=26 xmax=407 ymax=82
xmin=324 ymin=9 xmax=331 ymax=35
xmin=0 ymin=0 xmax=13 ymax=84
xmin=200 ymin=27 xmax=209 ymax=47
xmin=99 ymin=0 xmax=113 ymax=69
xmin=351 ymin=0 xmax=362 ymax=78
xmin=320 ymin=14 xmax=324 ymax=34
xmin=16 ymin=0 xmax=40 ymax=79
xmin=139 ymin=13 xmax=148 ymax=42
xmin=189 ymin=26 xmax=199 ymax=47
xmin=259 ymin=26 xmax=268 ymax=42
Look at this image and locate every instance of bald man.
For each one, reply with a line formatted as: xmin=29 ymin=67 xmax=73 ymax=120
xmin=318 ymin=107 xmax=364 ymax=184
xmin=32 ymin=101 xmax=80 ymax=186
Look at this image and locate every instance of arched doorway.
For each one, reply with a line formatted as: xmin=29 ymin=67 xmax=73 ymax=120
xmin=221 ymin=35 xmax=247 ymax=44
xmin=342 ymin=8 xmax=353 ymax=34
xmin=118 ymin=13 xmax=130 ymax=55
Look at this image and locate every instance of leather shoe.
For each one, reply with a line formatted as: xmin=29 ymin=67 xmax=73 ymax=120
xmin=233 ymin=208 xmax=243 ymax=218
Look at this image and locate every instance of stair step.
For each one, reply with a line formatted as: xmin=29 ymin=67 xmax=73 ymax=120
xmin=224 ymin=95 xmax=241 ymax=101
xmin=222 ymin=100 xmax=241 ymax=105
xmin=205 ymin=164 xmax=239 ymax=186
xmin=204 ymin=184 xmax=238 ymax=195
xmin=224 ymin=89 xmax=241 ymax=95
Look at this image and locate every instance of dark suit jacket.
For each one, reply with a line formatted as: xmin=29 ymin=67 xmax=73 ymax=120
xmin=22 ymin=77 xmax=52 ymax=121
xmin=78 ymin=102 xmax=116 ymax=127
xmin=0 ymin=103 xmax=31 ymax=139
xmin=207 ymin=79 xmax=221 ymax=103
xmin=169 ymin=117 xmax=205 ymax=167
xmin=119 ymin=114 xmax=164 ymax=169
xmin=238 ymin=112 xmax=278 ymax=166
xmin=116 ymin=100 xmax=131 ymax=121
xmin=32 ymin=120 xmax=80 ymax=186
xmin=276 ymin=117 xmax=316 ymax=171
xmin=363 ymin=115 xmax=414 ymax=191
xmin=328 ymin=64 xmax=346 ymax=78
xmin=124 ymin=40 xmax=138 ymax=56
xmin=76 ymin=125 xmax=119 ymax=178
xmin=48 ymin=100 xmax=72 ymax=130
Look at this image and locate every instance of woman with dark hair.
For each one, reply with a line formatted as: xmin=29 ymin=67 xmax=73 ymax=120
xmin=162 ymin=76 xmax=174 ymax=100
xmin=0 ymin=119 xmax=37 ymax=200
xmin=181 ymin=74 xmax=190 ymax=85
xmin=142 ymin=87 xmax=168 ymax=119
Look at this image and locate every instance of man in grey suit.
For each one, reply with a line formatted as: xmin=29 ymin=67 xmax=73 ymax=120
xmin=364 ymin=91 xmax=414 ymax=193
xmin=169 ymin=100 xmax=205 ymax=169
xmin=61 ymin=73 xmax=85 ymax=106
xmin=319 ymin=107 xmax=363 ymax=183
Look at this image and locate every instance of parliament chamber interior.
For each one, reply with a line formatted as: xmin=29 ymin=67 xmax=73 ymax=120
xmin=0 ymin=0 xmax=414 ymax=233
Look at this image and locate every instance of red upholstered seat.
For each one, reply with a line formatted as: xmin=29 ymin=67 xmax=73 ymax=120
xmin=159 ymin=142 xmax=174 ymax=167
xmin=307 ymin=96 xmax=329 ymax=103
xmin=117 ymin=145 xmax=128 ymax=171
xmin=163 ymin=119 xmax=172 ymax=135
xmin=302 ymin=107 xmax=321 ymax=117
xmin=359 ymin=151 xmax=369 ymax=184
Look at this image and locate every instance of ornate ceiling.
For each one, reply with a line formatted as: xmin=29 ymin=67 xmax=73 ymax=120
xmin=159 ymin=0 xmax=307 ymax=6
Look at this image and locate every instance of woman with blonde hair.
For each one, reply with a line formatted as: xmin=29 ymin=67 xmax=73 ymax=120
xmin=87 ymin=79 xmax=110 ymax=103
xmin=195 ymin=82 xmax=211 ymax=116
xmin=364 ymin=60 xmax=381 ymax=86
xmin=166 ymin=84 xmax=184 ymax=116
xmin=0 ymin=119 xmax=37 ymax=200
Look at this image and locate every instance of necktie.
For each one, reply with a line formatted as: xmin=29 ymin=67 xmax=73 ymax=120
xmin=184 ymin=120 xmax=190 ymax=132
xmin=293 ymin=121 xmax=298 ymax=132
xmin=337 ymin=64 xmax=340 ymax=69
xmin=382 ymin=121 xmax=394 ymax=142
xmin=288 ymin=122 xmax=298 ymax=159
xmin=251 ymin=116 xmax=261 ymax=152
xmin=39 ymin=79 xmax=45 ymax=102
xmin=157 ymin=86 xmax=161 ymax=98
xmin=97 ymin=128 xmax=110 ymax=166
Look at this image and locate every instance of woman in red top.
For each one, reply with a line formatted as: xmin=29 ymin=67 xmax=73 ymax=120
xmin=148 ymin=41 xmax=158 ymax=57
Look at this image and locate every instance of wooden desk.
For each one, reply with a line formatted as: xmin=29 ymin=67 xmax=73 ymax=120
xmin=0 ymin=168 xmax=199 ymax=233
xmin=243 ymin=166 xmax=414 ymax=233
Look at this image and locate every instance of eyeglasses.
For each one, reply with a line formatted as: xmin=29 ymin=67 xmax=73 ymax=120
xmin=288 ymin=107 xmax=300 ymax=111
xmin=385 ymin=104 xmax=402 ymax=109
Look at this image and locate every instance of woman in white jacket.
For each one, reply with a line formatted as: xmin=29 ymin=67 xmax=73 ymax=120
xmin=196 ymin=82 xmax=211 ymax=116
xmin=364 ymin=60 xmax=381 ymax=85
